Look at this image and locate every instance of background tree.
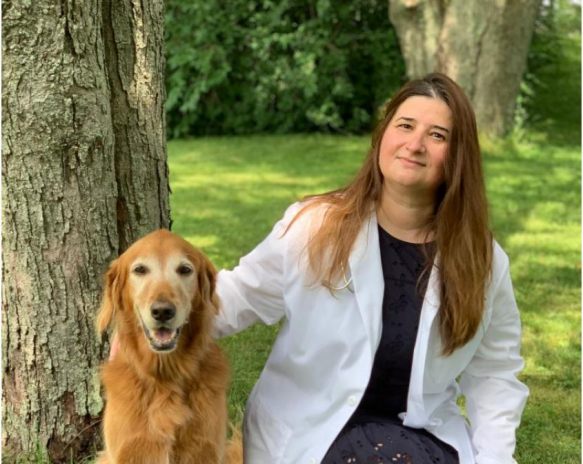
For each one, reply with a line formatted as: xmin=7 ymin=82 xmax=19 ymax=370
xmin=2 ymin=0 xmax=169 ymax=461
xmin=388 ymin=0 xmax=541 ymax=136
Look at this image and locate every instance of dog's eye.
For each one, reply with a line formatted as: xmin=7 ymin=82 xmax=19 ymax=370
xmin=133 ymin=265 xmax=148 ymax=275
xmin=178 ymin=265 xmax=193 ymax=276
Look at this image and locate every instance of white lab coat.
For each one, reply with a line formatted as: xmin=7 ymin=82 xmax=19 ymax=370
xmin=215 ymin=202 xmax=528 ymax=464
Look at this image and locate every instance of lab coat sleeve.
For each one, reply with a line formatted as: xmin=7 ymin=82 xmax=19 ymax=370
xmin=213 ymin=203 xmax=302 ymax=338
xmin=459 ymin=256 xmax=529 ymax=464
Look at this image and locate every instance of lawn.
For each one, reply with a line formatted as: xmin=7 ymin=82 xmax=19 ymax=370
xmin=167 ymin=124 xmax=580 ymax=464
xmin=17 ymin=123 xmax=582 ymax=462
xmin=16 ymin=21 xmax=581 ymax=464
xmin=165 ymin=37 xmax=581 ymax=464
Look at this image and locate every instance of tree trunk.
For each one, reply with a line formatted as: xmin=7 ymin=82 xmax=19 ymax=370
xmin=389 ymin=0 xmax=541 ymax=135
xmin=2 ymin=0 xmax=169 ymax=461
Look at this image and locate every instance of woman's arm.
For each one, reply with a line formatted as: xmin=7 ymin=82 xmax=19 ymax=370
xmin=213 ymin=203 xmax=302 ymax=338
xmin=459 ymin=256 xmax=529 ymax=464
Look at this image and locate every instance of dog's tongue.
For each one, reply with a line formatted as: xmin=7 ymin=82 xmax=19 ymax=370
xmin=153 ymin=328 xmax=174 ymax=342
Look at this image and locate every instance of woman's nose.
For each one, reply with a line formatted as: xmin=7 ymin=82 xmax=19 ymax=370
xmin=405 ymin=132 xmax=426 ymax=153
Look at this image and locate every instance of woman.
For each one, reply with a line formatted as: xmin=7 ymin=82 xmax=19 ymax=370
xmin=214 ymin=73 xmax=528 ymax=464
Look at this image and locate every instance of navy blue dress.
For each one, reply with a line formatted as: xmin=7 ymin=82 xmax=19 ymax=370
xmin=322 ymin=226 xmax=459 ymax=464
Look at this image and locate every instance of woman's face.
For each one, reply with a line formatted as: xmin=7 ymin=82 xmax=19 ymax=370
xmin=379 ymin=96 xmax=452 ymax=198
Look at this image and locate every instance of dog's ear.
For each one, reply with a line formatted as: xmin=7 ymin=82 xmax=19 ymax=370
xmin=196 ymin=252 xmax=219 ymax=314
xmin=96 ymin=257 xmax=125 ymax=335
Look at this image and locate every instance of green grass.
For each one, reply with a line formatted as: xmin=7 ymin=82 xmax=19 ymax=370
xmin=21 ymin=133 xmax=581 ymax=464
xmin=168 ymin=32 xmax=581 ymax=459
xmin=20 ymin=114 xmax=582 ymax=464
xmin=167 ymin=122 xmax=580 ymax=462
xmin=17 ymin=26 xmax=581 ymax=464
xmin=165 ymin=37 xmax=582 ymax=463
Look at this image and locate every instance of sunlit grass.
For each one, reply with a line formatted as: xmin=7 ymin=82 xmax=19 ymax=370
xmin=165 ymin=121 xmax=580 ymax=463
xmin=20 ymin=126 xmax=579 ymax=464
xmin=481 ymin=132 xmax=580 ymax=462
xmin=18 ymin=29 xmax=581 ymax=464
xmin=169 ymin=134 xmax=368 ymax=269
xmin=26 ymin=100 xmax=581 ymax=464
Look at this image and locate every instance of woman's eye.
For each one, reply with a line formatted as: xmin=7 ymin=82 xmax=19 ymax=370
xmin=133 ymin=265 xmax=148 ymax=275
xmin=178 ymin=265 xmax=193 ymax=276
xmin=398 ymin=123 xmax=412 ymax=130
xmin=432 ymin=132 xmax=446 ymax=140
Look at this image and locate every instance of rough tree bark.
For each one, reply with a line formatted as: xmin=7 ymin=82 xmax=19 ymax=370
xmin=2 ymin=0 xmax=169 ymax=461
xmin=389 ymin=0 xmax=541 ymax=135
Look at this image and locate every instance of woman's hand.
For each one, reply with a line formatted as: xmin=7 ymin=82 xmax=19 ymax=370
xmin=109 ymin=332 xmax=120 ymax=360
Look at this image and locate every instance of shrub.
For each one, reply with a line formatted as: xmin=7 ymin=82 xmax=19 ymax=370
xmin=165 ymin=0 xmax=406 ymax=137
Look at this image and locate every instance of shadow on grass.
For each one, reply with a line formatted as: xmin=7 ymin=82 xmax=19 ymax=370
xmin=485 ymin=137 xmax=579 ymax=239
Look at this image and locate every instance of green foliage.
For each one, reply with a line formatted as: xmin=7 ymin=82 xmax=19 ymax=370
xmin=517 ymin=0 xmax=581 ymax=134
xmin=165 ymin=0 xmax=406 ymax=137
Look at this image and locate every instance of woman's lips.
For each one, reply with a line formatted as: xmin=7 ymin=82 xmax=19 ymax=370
xmin=398 ymin=157 xmax=426 ymax=167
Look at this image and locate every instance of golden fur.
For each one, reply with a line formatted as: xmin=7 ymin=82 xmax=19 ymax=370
xmin=96 ymin=229 xmax=242 ymax=464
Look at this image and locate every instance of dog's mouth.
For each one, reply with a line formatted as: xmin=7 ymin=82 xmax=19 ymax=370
xmin=143 ymin=326 xmax=181 ymax=352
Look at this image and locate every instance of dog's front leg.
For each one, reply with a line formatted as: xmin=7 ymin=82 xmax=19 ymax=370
xmin=113 ymin=438 xmax=171 ymax=464
xmin=172 ymin=438 xmax=223 ymax=464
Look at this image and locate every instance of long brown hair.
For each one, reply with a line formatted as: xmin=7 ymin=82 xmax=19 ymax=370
xmin=287 ymin=73 xmax=492 ymax=355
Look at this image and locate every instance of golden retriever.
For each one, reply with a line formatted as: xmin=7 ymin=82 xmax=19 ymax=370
xmin=96 ymin=229 xmax=242 ymax=464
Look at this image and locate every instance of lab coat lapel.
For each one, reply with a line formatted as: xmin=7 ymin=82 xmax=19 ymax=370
xmin=348 ymin=212 xmax=385 ymax=358
xmin=420 ymin=259 xmax=441 ymax=329
xmin=403 ymin=258 xmax=441 ymax=427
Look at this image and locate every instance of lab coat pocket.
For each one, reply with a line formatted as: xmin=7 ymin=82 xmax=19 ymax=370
xmin=244 ymin=395 xmax=293 ymax=463
xmin=428 ymin=304 xmax=492 ymax=384
xmin=428 ymin=330 xmax=483 ymax=385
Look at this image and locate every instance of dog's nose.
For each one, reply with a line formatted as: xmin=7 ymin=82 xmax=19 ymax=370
xmin=151 ymin=301 xmax=176 ymax=323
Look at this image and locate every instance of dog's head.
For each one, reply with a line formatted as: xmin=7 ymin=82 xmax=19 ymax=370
xmin=96 ymin=229 xmax=217 ymax=353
